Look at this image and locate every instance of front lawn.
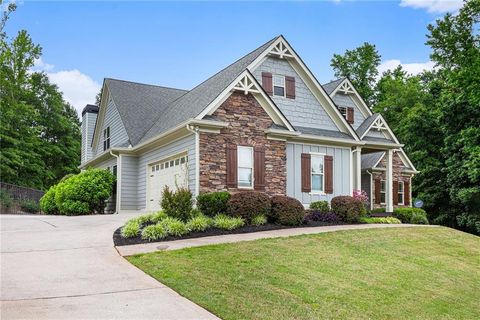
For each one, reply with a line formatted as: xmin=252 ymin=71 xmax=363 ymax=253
xmin=128 ymin=227 xmax=480 ymax=320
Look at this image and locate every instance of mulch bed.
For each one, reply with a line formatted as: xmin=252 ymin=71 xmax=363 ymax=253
xmin=113 ymin=220 xmax=353 ymax=246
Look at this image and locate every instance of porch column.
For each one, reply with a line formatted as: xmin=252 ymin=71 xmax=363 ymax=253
xmin=354 ymin=146 xmax=362 ymax=191
xmin=385 ymin=149 xmax=394 ymax=212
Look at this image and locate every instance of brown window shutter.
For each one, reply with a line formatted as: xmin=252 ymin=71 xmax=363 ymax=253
xmin=404 ymin=181 xmax=410 ymax=206
xmin=393 ymin=181 xmax=399 ymax=205
xmin=375 ymin=179 xmax=381 ymax=204
xmin=262 ymin=72 xmax=273 ymax=95
xmin=324 ymin=155 xmax=334 ymax=194
xmin=226 ymin=144 xmax=237 ymax=188
xmin=254 ymin=147 xmax=265 ymax=191
xmin=347 ymin=107 xmax=354 ymax=124
xmin=301 ymin=153 xmax=311 ymax=193
xmin=285 ymin=76 xmax=296 ymax=99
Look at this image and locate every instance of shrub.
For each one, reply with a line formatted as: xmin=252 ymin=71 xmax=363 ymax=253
xmin=161 ymin=186 xmax=193 ymax=222
xmin=270 ymin=195 xmax=305 ymax=226
xmin=309 ymin=201 xmax=329 ymax=213
xmin=20 ymin=199 xmax=40 ymax=213
xmin=186 ymin=214 xmax=213 ymax=232
xmin=303 ymin=210 xmax=340 ymax=223
xmin=150 ymin=210 xmax=167 ymax=223
xmin=59 ymin=173 xmax=75 ymax=183
xmin=141 ymin=223 xmax=168 ymax=241
xmin=360 ymin=217 xmax=401 ymax=224
xmin=251 ymin=214 xmax=267 ymax=226
xmin=160 ymin=217 xmax=189 ymax=236
xmin=227 ymin=192 xmax=271 ymax=223
xmin=331 ymin=196 xmax=364 ymax=223
xmin=393 ymin=208 xmax=429 ymax=224
xmin=121 ymin=220 xmax=140 ymax=238
xmin=213 ymin=214 xmax=245 ymax=230
xmin=40 ymin=185 xmax=59 ymax=214
xmin=0 ymin=189 xmax=13 ymax=209
xmin=133 ymin=214 xmax=153 ymax=227
xmin=196 ymin=191 xmax=231 ymax=217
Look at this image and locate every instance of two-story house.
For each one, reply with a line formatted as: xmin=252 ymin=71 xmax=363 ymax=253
xmin=80 ymin=35 xmax=418 ymax=213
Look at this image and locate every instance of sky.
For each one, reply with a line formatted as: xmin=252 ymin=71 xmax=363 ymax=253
xmin=4 ymin=0 xmax=463 ymax=116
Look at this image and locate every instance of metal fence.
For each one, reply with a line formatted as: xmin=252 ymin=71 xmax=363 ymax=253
xmin=0 ymin=182 xmax=44 ymax=214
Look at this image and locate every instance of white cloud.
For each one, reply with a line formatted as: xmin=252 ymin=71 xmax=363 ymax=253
xmin=47 ymin=70 xmax=101 ymax=116
xmin=399 ymin=0 xmax=463 ymax=14
xmin=32 ymin=58 xmax=54 ymax=71
xmin=378 ymin=59 xmax=435 ymax=76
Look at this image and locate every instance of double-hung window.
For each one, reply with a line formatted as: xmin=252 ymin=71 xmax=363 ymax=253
xmin=237 ymin=146 xmax=253 ymax=188
xmin=380 ymin=180 xmax=386 ymax=204
xmin=311 ymin=155 xmax=324 ymax=193
xmin=338 ymin=106 xmax=347 ymax=118
xmin=273 ymin=75 xmax=285 ymax=97
xmin=103 ymin=126 xmax=110 ymax=151
xmin=398 ymin=181 xmax=404 ymax=205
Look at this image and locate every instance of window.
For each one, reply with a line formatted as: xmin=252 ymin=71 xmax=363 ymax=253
xmin=112 ymin=165 xmax=117 ymax=177
xmin=311 ymin=155 xmax=324 ymax=193
xmin=398 ymin=181 xmax=404 ymax=205
xmin=103 ymin=127 xmax=110 ymax=151
xmin=273 ymin=75 xmax=285 ymax=97
xmin=380 ymin=180 xmax=386 ymax=204
xmin=338 ymin=106 xmax=347 ymax=118
xmin=237 ymin=146 xmax=253 ymax=188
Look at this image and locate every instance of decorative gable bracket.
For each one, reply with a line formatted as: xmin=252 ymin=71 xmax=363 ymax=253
xmin=371 ymin=117 xmax=388 ymax=131
xmin=268 ymin=40 xmax=293 ymax=59
xmin=233 ymin=74 xmax=260 ymax=95
xmin=337 ymin=81 xmax=355 ymax=95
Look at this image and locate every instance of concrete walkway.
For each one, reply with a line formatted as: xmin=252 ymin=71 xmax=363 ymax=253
xmin=0 ymin=214 xmax=219 ymax=320
xmin=117 ymin=223 xmax=437 ymax=256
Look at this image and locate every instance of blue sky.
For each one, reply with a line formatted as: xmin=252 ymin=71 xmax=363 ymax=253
xmin=5 ymin=0 xmax=462 ymax=115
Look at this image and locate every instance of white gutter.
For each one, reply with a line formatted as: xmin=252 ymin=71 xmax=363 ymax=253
xmin=109 ymin=150 xmax=120 ymax=214
xmin=186 ymin=124 xmax=200 ymax=198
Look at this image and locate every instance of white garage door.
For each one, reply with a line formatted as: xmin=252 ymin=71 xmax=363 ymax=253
xmin=148 ymin=154 xmax=188 ymax=211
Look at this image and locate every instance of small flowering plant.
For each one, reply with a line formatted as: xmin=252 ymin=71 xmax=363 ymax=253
xmin=352 ymin=189 xmax=369 ymax=203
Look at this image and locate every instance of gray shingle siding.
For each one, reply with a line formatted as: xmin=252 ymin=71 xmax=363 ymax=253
xmin=120 ymin=155 xmax=138 ymax=211
xmin=94 ymin=98 xmax=130 ymax=156
xmin=331 ymin=92 xmax=366 ymax=130
xmin=286 ymin=142 xmax=351 ymax=205
xmin=252 ymin=56 xmax=339 ymax=131
xmin=136 ymin=134 xmax=196 ymax=210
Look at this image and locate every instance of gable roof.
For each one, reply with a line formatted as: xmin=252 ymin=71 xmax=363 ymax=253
xmin=104 ymin=79 xmax=187 ymax=146
xmin=356 ymin=114 xmax=380 ymax=137
xmin=322 ymin=78 xmax=346 ymax=95
xmin=361 ymin=152 xmax=384 ymax=170
xmin=138 ymin=36 xmax=279 ymax=144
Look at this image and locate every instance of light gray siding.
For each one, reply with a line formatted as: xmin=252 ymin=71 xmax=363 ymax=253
xmin=137 ymin=134 xmax=196 ymax=210
xmin=331 ymin=92 xmax=365 ymax=130
xmin=81 ymin=112 xmax=97 ymax=164
xmin=95 ymin=156 xmax=117 ymax=170
xmin=286 ymin=142 xmax=351 ymax=205
xmin=365 ymin=127 xmax=388 ymax=138
xmin=252 ymin=57 xmax=339 ymax=131
xmin=94 ymin=98 xmax=129 ymax=156
xmin=120 ymin=155 xmax=138 ymax=211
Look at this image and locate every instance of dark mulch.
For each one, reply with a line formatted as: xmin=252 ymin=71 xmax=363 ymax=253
xmin=113 ymin=220 xmax=352 ymax=246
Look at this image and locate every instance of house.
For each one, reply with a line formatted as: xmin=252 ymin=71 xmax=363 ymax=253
xmin=80 ymin=35 xmax=418 ymax=213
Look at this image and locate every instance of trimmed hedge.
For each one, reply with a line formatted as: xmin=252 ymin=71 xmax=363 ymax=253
xmin=40 ymin=169 xmax=116 ymax=215
xmin=309 ymin=201 xmax=330 ymax=213
xmin=227 ymin=192 xmax=271 ymax=223
xmin=270 ymin=195 xmax=305 ymax=226
xmin=360 ymin=217 xmax=402 ymax=224
xmin=197 ymin=191 xmax=231 ymax=217
xmin=393 ymin=207 xmax=429 ymax=224
xmin=331 ymin=196 xmax=364 ymax=223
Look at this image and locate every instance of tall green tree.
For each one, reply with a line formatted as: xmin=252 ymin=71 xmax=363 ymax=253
xmin=330 ymin=42 xmax=381 ymax=105
xmin=0 ymin=6 xmax=80 ymax=190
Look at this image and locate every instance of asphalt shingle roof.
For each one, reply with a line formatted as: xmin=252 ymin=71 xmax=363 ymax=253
xmin=362 ymin=136 xmax=396 ymax=144
xmin=361 ymin=152 xmax=384 ymax=170
xmin=295 ymin=126 xmax=354 ymax=140
xmin=356 ymin=114 xmax=380 ymax=138
xmin=321 ymin=78 xmax=345 ymax=95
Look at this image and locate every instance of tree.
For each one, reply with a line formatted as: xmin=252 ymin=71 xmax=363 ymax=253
xmin=0 ymin=7 xmax=81 ymax=190
xmin=330 ymin=42 xmax=381 ymax=105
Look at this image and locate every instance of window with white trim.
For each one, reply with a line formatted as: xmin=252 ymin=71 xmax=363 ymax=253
xmin=380 ymin=180 xmax=386 ymax=204
xmin=103 ymin=126 xmax=110 ymax=151
xmin=311 ymin=155 xmax=324 ymax=193
xmin=237 ymin=146 xmax=253 ymax=188
xmin=338 ymin=106 xmax=347 ymax=118
xmin=398 ymin=181 xmax=404 ymax=205
xmin=273 ymin=75 xmax=285 ymax=97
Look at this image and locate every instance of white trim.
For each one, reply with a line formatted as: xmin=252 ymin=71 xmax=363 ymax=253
xmin=398 ymin=181 xmax=405 ymax=205
xmin=360 ymin=114 xmax=400 ymax=144
xmin=329 ymin=78 xmax=373 ymax=118
xmin=237 ymin=146 xmax=254 ymax=189
xmin=310 ymin=153 xmax=325 ymax=194
xmin=186 ymin=125 xmax=200 ymax=197
xmin=366 ymin=169 xmax=374 ymax=210
xmin=372 ymin=152 xmax=386 ymax=168
xmin=398 ymin=148 xmax=418 ymax=173
xmin=272 ymin=74 xmax=286 ymax=97
xmin=286 ymin=141 xmax=351 ymax=151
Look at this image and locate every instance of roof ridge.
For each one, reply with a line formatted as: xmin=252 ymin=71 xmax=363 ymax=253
xmin=322 ymin=77 xmax=346 ymax=86
xmin=105 ymin=77 xmax=188 ymax=92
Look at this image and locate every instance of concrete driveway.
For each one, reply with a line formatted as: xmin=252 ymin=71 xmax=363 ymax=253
xmin=0 ymin=214 xmax=218 ymax=320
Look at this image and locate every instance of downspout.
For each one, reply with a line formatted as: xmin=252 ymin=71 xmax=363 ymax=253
xmin=109 ymin=150 xmax=120 ymax=214
xmin=186 ymin=125 xmax=200 ymax=198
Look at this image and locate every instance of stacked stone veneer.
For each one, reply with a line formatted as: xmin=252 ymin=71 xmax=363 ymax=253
xmin=199 ymin=92 xmax=286 ymax=196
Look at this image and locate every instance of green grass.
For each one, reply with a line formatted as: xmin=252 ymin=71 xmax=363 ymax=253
xmin=127 ymin=227 xmax=480 ymax=320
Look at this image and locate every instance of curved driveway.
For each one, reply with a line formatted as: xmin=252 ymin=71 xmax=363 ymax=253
xmin=0 ymin=214 xmax=218 ymax=320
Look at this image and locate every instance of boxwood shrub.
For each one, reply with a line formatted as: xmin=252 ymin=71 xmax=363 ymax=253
xmin=227 ymin=192 xmax=271 ymax=223
xmin=270 ymin=195 xmax=305 ymax=226
xmin=196 ymin=191 xmax=231 ymax=217
xmin=331 ymin=196 xmax=364 ymax=223
xmin=360 ymin=217 xmax=401 ymax=224
xmin=309 ymin=201 xmax=330 ymax=213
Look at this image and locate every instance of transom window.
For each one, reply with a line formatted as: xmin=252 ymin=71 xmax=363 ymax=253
xmin=398 ymin=181 xmax=404 ymax=205
xmin=380 ymin=180 xmax=386 ymax=204
xmin=237 ymin=146 xmax=253 ymax=188
xmin=338 ymin=106 xmax=347 ymax=118
xmin=273 ymin=75 xmax=285 ymax=97
xmin=311 ymin=155 xmax=324 ymax=193
xmin=103 ymin=126 xmax=110 ymax=151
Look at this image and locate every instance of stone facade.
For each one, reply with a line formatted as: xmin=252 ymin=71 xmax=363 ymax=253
xmin=199 ymin=92 xmax=286 ymax=196
xmin=371 ymin=152 xmax=412 ymax=208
